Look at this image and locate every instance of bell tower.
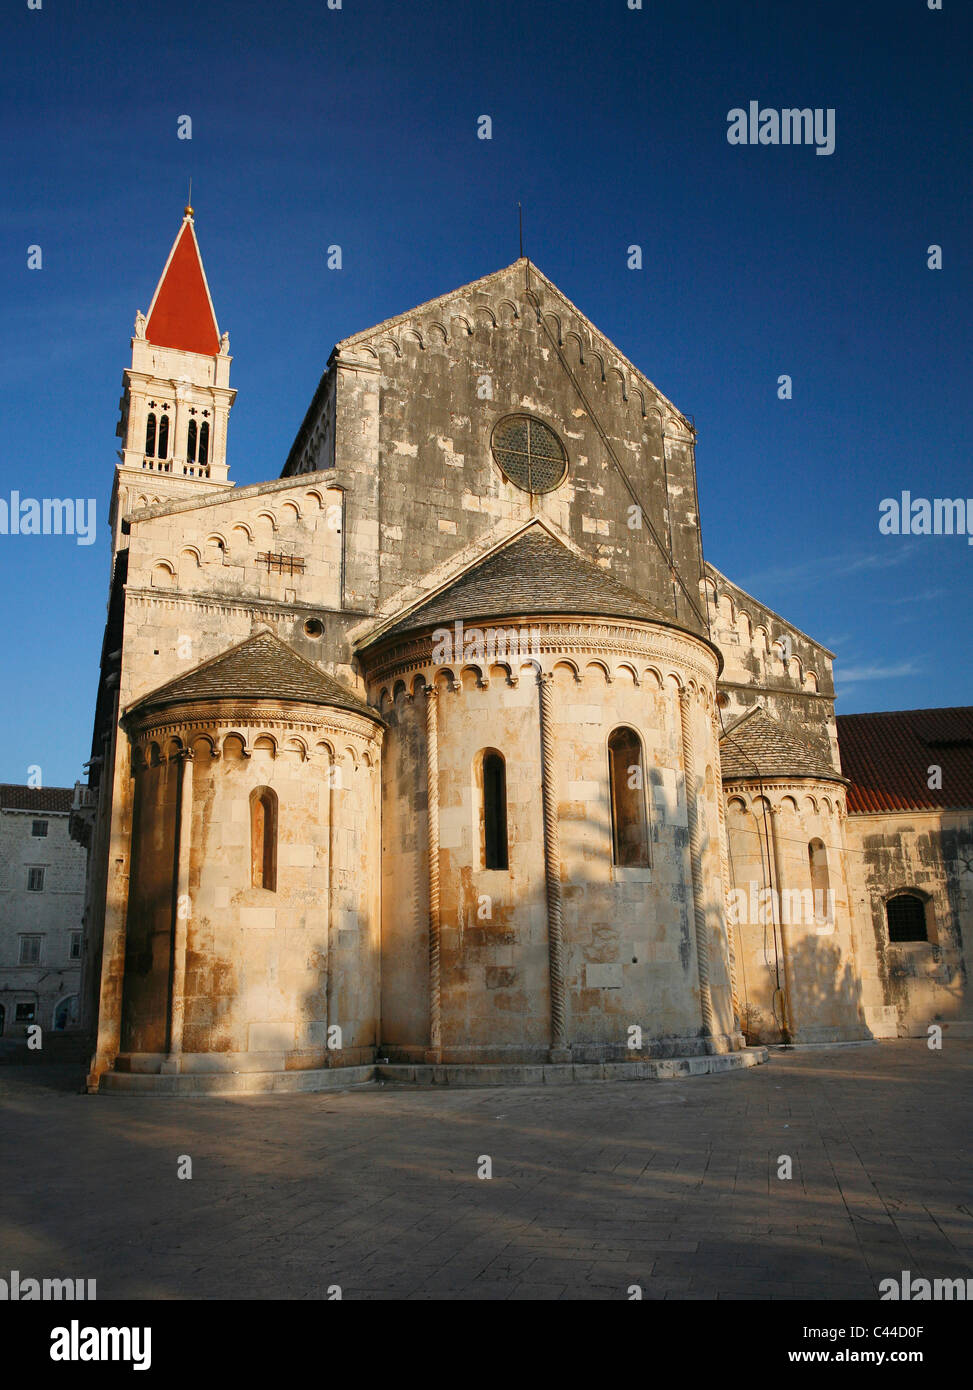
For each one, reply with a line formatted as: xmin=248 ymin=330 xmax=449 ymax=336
xmin=110 ymin=205 xmax=236 ymax=552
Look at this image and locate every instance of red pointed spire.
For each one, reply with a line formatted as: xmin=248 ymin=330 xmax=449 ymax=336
xmin=144 ymin=208 xmax=221 ymax=355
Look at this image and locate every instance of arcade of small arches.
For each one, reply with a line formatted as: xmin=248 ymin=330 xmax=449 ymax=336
xmin=701 ymin=576 xmax=822 ymax=693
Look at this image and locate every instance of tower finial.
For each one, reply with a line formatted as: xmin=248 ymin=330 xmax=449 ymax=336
xmin=184 ymin=178 xmax=193 ymax=218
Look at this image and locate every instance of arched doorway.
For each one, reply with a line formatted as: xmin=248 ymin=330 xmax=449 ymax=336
xmin=53 ymin=995 xmax=79 ymax=1030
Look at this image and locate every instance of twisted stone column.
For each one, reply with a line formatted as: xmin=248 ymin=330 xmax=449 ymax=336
xmin=325 ymin=747 xmax=337 ymax=1065
xmin=679 ymin=689 xmax=714 ymax=1039
xmin=538 ymin=671 xmax=568 ymax=1058
xmin=425 ymin=684 xmax=442 ymax=1060
xmin=164 ymin=747 xmax=194 ymax=1070
xmin=712 ymin=714 xmax=741 ymax=1032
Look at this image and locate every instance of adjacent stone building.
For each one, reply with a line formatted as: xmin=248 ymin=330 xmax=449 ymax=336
xmin=72 ymin=208 xmax=972 ymax=1092
xmin=0 ymin=785 xmax=87 ymax=1038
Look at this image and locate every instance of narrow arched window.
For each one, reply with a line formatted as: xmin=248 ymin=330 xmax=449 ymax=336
xmin=250 ymin=787 xmax=278 ymax=891
xmin=808 ymin=838 xmax=831 ymax=924
xmin=157 ymin=413 xmax=169 ymax=459
xmin=481 ymin=751 xmax=508 ymax=870
xmin=608 ymin=726 xmax=649 ymax=867
xmin=187 ymin=418 xmax=197 ymax=463
xmin=198 ymin=420 xmax=209 ymax=467
xmin=886 ymin=893 xmax=927 ymax=943
xmin=145 ymin=413 xmax=157 ymax=457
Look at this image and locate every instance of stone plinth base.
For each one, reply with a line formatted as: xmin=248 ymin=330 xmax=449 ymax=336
xmin=94 ymin=1048 xmax=769 ymax=1095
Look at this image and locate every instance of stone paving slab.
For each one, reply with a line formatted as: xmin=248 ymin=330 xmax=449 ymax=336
xmin=1 ymin=1041 xmax=970 ymax=1300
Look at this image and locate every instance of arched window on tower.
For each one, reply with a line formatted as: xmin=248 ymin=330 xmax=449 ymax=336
xmin=187 ymin=418 xmax=197 ymax=463
xmin=157 ymin=413 xmax=169 ymax=460
xmin=808 ymin=838 xmax=831 ymax=925
xmin=479 ymin=750 xmax=508 ymax=870
xmin=198 ymin=420 xmax=209 ymax=468
xmin=144 ymin=413 xmax=157 ymax=458
xmin=250 ymin=787 xmax=278 ymax=891
xmin=608 ymin=726 xmax=649 ymax=867
xmin=886 ymin=892 xmax=928 ymax=944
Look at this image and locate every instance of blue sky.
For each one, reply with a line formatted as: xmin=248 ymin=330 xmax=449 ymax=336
xmin=1 ymin=0 xmax=969 ymax=786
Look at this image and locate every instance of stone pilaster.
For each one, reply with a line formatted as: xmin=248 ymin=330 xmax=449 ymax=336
xmin=538 ymin=671 xmax=569 ymax=1060
xmin=425 ymin=684 xmax=442 ymax=1061
xmin=680 ymin=688 xmax=714 ymax=1042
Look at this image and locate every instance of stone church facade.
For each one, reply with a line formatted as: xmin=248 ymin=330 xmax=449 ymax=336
xmin=71 ymin=210 xmax=973 ymax=1093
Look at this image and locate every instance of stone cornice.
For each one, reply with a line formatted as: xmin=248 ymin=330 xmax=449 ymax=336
xmin=124 ymin=698 xmax=383 ymax=747
xmin=363 ymin=617 xmax=719 ymax=690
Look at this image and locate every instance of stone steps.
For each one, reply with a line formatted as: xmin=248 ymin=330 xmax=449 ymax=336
xmin=96 ymin=1048 xmax=768 ymax=1096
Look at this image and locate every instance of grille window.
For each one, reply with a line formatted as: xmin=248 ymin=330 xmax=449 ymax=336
xmin=32 ymin=820 xmax=48 ymax=837
xmin=492 ymin=415 xmax=567 ymax=494
xmin=886 ymin=894 xmax=928 ymax=943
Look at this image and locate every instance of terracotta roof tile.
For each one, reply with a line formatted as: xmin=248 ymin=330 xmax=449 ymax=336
xmin=836 ymin=707 xmax=973 ymax=813
xmin=0 ymin=785 xmax=74 ymax=813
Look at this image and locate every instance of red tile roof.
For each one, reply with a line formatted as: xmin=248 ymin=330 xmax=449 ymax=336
xmin=145 ymin=216 xmax=220 ymax=356
xmin=836 ymin=707 xmax=973 ymax=813
xmin=0 ymin=784 xmax=74 ymax=813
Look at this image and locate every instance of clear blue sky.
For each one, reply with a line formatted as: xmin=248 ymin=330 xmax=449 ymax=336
xmin=1 ymin=0 xmax=969 ymax=786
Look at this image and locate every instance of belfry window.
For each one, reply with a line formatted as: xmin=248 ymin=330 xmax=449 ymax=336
xmin=480 ymin=750 xmax=508 ymax=870
xmin=157 ymin=413 xmax=169 ymax=460
xmin=608 ymin=726 xmax=649 ymax=867
xmin=145 ymin=413 xmax=157 ymax=457
xmin=886 ymin=893 xmax=928 ymax=944
xmin=187 ymin=418 xmax=198 ymax=463
xmin=199 ymin=420 xmax=209 ymax=467
xmin=250 ymin=787 xmax=278 ymax=891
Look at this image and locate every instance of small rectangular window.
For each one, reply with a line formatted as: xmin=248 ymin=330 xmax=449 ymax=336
xmin=19 ymin=935 xmax=42 ymax=965
xmin=70 ymin=931 xmax=83 ymax=960
xmin=32 ymin=820 xmax=48 ymax=837
xmin=27 ymin=866 xmax=45 ymax=892
xmin=15 ymin=1003 xmax=36 ymax=1024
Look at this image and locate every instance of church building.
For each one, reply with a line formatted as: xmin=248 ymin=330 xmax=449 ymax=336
xmin=71 ymin=208 xmax=973 ymax=1093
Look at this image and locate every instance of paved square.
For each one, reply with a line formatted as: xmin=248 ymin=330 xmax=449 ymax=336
xmin=2 ymin=1041 xmax=970 ymax=1300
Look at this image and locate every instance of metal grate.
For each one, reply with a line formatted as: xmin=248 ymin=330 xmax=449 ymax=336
xmin=886 ymin=894 xmax=927 ymax=943
xmin=492 ymin=415 xmax=567 ymax=494
xmin=256 ymin=552 xmax=306 ymax=576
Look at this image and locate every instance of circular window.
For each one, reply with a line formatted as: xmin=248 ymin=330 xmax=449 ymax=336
xmin=491 ymin=414 xmax=567 ymax=494
xmin=303 ymin=618 xmax=324 ymax=639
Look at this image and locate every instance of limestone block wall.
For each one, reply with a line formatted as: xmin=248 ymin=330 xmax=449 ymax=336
xmin=113 ymin=476 xmax=363 ymax=720
xmin=368 ymin=618 xmax=736 ymax=1063
xmin=724 ymin=781 xmax=868 ymax=1043
xmin=703 ymin=570 xmax=840 ymax=770
xmin=118 ymin=703 xmax=382 ymax=1071
xmin=288 ymin=263 xmax=708 ymax=639
xmin=844 ymin=810 xmax=973 ymax=1039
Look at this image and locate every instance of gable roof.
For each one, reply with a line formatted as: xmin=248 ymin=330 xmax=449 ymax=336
xmin=284 ymin=257 xmax=693 ymax=476
xmin=336 ymin=257 xmax=691 ymax=423
xmin=720 ymin=707 xmax=842 ymax=783
xmin=836 ymin=706 xmax=973 ymax=813
xmin=367 ymin=527 xmax=677 ymax=646
xmin=145 ymin=211 xmax=221 ymax=356
xmin=0 ymin=785 xmax=74 ymax=814
xmin=126 ymin=630 xmax=378 ymax=721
